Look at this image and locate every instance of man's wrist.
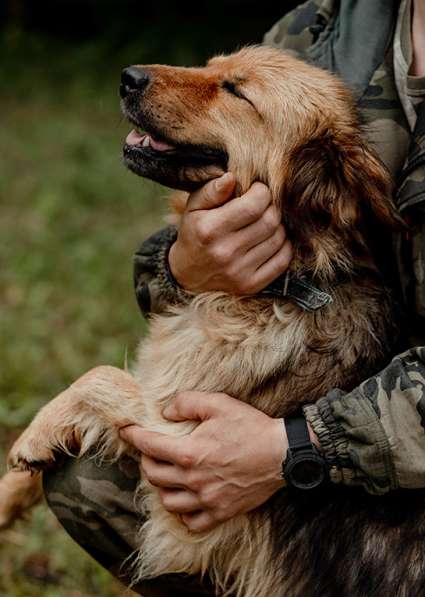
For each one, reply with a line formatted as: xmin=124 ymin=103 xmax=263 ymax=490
xmin=273 ymin=417 xmax=288 ymax=456
xmin=276 ymin=416 xmax=321 ymax=456
xmin=268 ymin=418 xmax=288 ymax=486
xmin=167 ymin=242 xmax=182 ymax=287
xmin=167 ymin=241 xmax=196 ymax=292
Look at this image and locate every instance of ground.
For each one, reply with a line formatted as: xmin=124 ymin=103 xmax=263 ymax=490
xmin=0 ymin=29 xmax=169 ymax=596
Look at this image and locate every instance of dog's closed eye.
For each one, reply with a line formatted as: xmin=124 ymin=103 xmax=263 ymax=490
xmin=222 ymin=80 xmax=259 ymax=115
xmin=222 ymin=80 xmax=249 ymax=102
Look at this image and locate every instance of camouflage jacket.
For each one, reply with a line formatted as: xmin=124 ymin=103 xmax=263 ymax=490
xmin=133 ymin=0 xmax=425 ymax=494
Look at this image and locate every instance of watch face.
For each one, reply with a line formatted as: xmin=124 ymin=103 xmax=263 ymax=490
xmin=286 ymin=454 xmax=327 ymax=490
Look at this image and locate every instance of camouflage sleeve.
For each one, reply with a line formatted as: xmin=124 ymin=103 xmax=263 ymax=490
xmin=263 ymin=0 xmax=326 ymax=54
xmin=303 ymin=347 xmax=425 ymax=495
xmin=133 ymin=226 xmax=187 ymax=318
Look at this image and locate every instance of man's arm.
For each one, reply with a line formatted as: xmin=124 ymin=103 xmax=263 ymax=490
xmin=121 ymin=348 xmax=425 ymax=532
xmin=134 ymin=173 xmax=292 ymax=317
xmin=304 ymin=346 xmax=425 ymax=495
xmin=133 ymin=224 xmax=180 ymax=316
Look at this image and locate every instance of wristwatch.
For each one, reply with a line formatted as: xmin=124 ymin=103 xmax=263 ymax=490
xmin=282 ymin=414 xmax=329 ymax=490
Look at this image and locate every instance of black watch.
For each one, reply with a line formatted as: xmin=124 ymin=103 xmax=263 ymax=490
xmin=282 ymin=414 xmax=329 ymax=490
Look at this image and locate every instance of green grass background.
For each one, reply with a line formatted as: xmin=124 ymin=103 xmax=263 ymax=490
xmin=0 ymin=28 xmax=172 ymax=596
xmin=0 ymin=2 xmax=286 ymax=588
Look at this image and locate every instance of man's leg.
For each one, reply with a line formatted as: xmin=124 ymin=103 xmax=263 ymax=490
xmin=43 ymin=455 xmax=214 ymax=597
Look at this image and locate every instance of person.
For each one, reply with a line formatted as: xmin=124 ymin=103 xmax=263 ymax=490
xmin=43 ymin=0 xmax=425 ymax=595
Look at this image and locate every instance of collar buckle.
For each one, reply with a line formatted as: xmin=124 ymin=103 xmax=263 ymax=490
xmin=260 ymin=271 xmax=334 ymax=312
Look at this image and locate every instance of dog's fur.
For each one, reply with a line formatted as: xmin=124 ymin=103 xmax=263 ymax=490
xmin=1 ymin=46 xmax=420 ymax=596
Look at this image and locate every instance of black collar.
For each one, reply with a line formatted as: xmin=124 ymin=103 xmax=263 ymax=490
xmin=260 ymin=271 xmax=336 ymax=312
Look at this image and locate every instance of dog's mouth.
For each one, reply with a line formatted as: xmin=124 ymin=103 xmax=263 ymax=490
xmin=126 ymin=128 xmax=177 ymax=152
xmin=122 ymin=113 xmax=228 ymax=192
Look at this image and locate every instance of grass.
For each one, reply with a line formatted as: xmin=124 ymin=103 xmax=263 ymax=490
xmin=0 ymin=29 xmax=170 ymax=596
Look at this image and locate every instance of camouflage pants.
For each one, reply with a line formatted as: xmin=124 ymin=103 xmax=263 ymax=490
xmin=43 ymin=455 xmax=215 ymax=596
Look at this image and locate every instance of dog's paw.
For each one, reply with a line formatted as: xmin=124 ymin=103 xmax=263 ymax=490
xmin=7 ymin=429 xmax=57 ymax=473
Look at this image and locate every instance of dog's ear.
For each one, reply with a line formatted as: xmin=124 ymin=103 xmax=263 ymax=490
xmin=282 ymin=130 xmax=404 ymax=239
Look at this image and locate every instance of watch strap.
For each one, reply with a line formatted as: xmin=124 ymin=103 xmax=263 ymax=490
xmin=283 ymin=414 xmax=329 ymax=491
xmin=285 ymin=414 xmax=312 ymax=453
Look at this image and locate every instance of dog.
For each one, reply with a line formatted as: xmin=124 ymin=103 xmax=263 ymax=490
xmin=1 ymin=46 xmax=418 ymax=597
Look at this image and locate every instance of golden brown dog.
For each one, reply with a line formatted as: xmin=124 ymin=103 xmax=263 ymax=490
xmin=0 ymin=47 xmax=412 ymax=596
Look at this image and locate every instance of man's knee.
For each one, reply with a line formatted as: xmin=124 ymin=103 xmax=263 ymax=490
xmin=43 ymin=455 xmax=141 ymax=563
xmin=43 ymin=456 xmax=214 ymax=597
xmin=44 ymin=454 xmax=139 ymax=515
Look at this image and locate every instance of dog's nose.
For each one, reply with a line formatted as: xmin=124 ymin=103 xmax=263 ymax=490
xmin=120 ymin=67 xmax=150 ymax=98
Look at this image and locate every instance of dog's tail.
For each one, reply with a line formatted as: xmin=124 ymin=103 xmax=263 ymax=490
xmin=0 ymin=469 xmax=43 ymax=529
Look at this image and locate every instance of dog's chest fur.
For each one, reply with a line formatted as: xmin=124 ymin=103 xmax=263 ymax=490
xmin=128 ymin=281 xmax=401 ymax=597
xmin=133 ymin=280 xmax=398 ymax=426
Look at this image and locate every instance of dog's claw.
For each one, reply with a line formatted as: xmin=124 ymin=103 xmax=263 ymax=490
xmin=7 ymin=433 xmax=57 ymax=474
xmin=9 ymin=457 xmax=55 ymax=474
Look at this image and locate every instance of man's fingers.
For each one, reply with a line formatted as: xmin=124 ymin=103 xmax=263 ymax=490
xmin=241 ymin=225 xmax=287 ymax=269
xmin=181 ymin=511 xmax=218 ymax=533
xmin=188 ymin=180 xmax=273 ymax=240
xmin=186 ymin=172 xmax=236 ymax=211
xmin=141 ymin=454 xmax=188 ymax=489
xmin=158 ymin=488 xmax=201 ymax=514
xmin=162 ymin=391 xmax=223 ymax=422
xmin=212 ymin=182 xmax=273 ymax=232
xmin=250 ymin=239 xmax=293 ymax=291
xmin=229 ymin=204 xmax=282 ymax=252
xmin=120 ymin=425 xmax=192 ymax=467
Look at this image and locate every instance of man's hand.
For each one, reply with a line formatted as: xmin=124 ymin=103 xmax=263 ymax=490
xmin=120 ymin=392 xmax=286 ymax=533
xmin=168 ymin=173 xmax=293 ymax=294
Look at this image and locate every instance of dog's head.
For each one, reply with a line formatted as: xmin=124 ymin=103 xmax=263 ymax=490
xmin=122 ymin=45 xmax=348 ymax=194
xmin=121 ymin=46 xmax=402 ymax=272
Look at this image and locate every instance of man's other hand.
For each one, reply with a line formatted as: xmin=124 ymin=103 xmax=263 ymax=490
xmin=120 ymin=392 xmax=286 ymax=532
xmin=168 ymin=173 xmax=293 ymax=294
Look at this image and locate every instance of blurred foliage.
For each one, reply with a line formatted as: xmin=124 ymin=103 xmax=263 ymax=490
xmin=0 ymin=25 xmax=169 ymax=597
xmin=0 ymin=27 xmax=166 ymax=426
xmin=1 ymin=508 xmax=126 ymax=596
xmin=1 ymin=0 xmax=293 ymax=62
xmin=0 ymin=3 xmax=295 ymax=594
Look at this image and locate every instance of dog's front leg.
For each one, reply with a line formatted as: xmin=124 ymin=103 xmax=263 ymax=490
xmin=0 ymin=470 xmax=43 ymax=529
xmin=0 ymin=366 xmax=141 ymax=529
xmin=7 ymin=366 xmax=142 ymax=473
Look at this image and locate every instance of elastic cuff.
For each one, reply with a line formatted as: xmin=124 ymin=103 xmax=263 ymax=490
xmin=155 ymin=231 xmax=191 ymax=307
xmin=160 ymin=237 xmax=186 ymax=297
xmin=134 ymin=226 xmax=190 ymax=317
xmin=303 ymin=390 xmax=396 ymax=495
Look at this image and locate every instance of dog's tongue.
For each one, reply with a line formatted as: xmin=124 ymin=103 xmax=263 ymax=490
xmin=126 ymin=129 xmax=145 ymax=146
xmin=126 ymin=129 xmax=175 ymax=151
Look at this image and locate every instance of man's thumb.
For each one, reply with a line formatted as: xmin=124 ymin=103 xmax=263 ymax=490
xmin=187 ymin=172 xmax=236 ymax=211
